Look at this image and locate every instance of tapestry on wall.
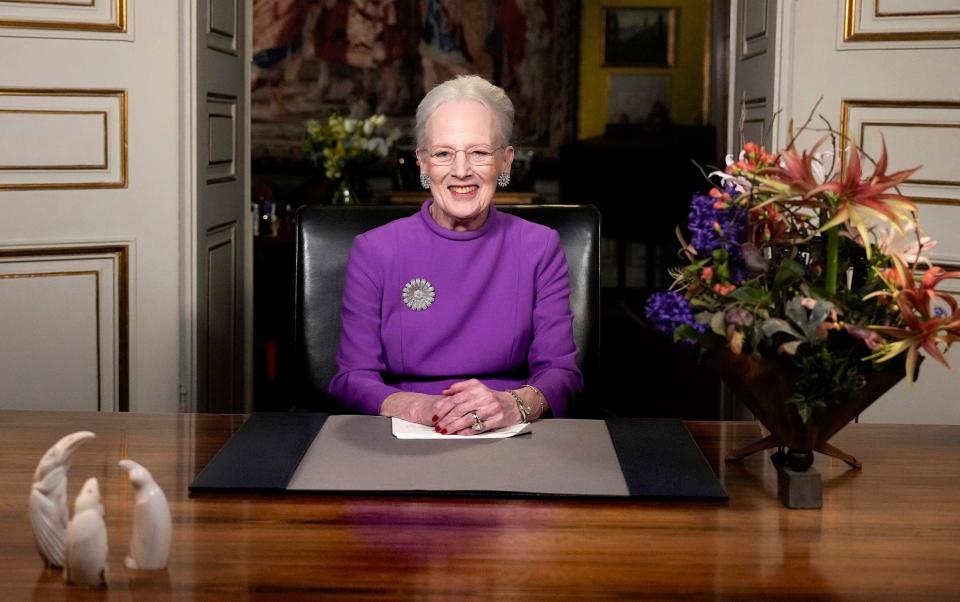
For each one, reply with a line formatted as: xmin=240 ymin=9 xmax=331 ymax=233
xmin=251 ymin=0 xmax=576 ymax=163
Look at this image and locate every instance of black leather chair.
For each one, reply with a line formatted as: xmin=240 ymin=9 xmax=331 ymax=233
xmin=295 ymin=204 xmax=600 ymax=415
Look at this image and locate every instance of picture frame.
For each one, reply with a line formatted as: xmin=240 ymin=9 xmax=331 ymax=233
xmin=602 ymin=7 xmax=676 ymax=67
xmin=606 ymin=73 xmax=672 ymax=124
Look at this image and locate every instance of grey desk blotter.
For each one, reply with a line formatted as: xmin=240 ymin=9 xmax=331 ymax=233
xmin=190 ymin=413 xmax=727 ymax=500
xmin=288 ymin=416 xmax=628 ymax=496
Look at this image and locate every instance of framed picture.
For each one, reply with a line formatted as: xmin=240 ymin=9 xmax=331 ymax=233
xmin=606 ymin=73 xmax=671 ymax=124
xmin=602 ymin=7 xmax=676 ymax=67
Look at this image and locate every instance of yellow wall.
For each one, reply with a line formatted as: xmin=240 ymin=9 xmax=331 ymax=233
xmin=578 ymin=0 xmax=708 ymax=139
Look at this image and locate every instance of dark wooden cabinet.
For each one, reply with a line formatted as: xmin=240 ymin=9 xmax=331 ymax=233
xmin=253 ymin=235 xmax=297 ymax=411
xmin=560 ymin=125 xmax=717 ymax=289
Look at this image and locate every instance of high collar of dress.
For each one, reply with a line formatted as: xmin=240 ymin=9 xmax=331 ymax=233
xmin=420 ymin=199 xmax=497 ymax=241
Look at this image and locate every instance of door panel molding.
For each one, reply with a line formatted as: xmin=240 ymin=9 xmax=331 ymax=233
xmin=0 ymin=0 xmax=127 ymax=33
xmin=840 ymin=99 xmax=960 ymax=206
xmin=207 ymin=0 xmax=237 ymax=55
xmin=0 ymin=88 xmax=127 ymax=190
xmin=0 ymin=243 xmax=129 ymax=410
xmin=203 ymin=221 xmax=237 ymax=412
xmin=844 ymin=0 xmax=960 ymax=42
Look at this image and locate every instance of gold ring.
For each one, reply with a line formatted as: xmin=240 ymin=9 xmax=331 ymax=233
xmin=471 ymin=411 xmax=484 ymax=432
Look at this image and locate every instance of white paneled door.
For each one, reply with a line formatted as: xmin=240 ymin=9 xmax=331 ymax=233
xmin=730 ymin=0 xmax=960 ymax=424
xmin=0 ymin=1 xmax=251 ymax=413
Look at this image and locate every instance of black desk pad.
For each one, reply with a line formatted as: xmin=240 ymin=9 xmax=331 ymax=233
xmin=605 ymin=418 xmax=728 ymax=500
xmin=190 ymin=412 xmax=328 ymax=492
xmin=189 ymin=414 xmax=726 ymax=500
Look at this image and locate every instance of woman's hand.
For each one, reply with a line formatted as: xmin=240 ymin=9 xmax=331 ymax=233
xmin=433 ymin=379 xmax=522 ymax=435
xmin=379 ymin=392 xmax=442 ymax=426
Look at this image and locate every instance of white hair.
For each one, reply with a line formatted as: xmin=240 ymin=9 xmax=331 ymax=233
xmin=415 ymin=75 xmax=515 ymax=149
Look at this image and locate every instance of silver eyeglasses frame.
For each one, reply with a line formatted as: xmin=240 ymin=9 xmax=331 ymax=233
xmin=416 ymin=146 xmax=506 ymax=167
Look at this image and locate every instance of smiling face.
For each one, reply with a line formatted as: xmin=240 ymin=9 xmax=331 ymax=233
xmin=419 ymin=100 xmax=514 ymax=231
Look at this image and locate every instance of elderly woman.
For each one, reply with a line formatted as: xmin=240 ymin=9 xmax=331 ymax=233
xmin=330 ymin=75 xmax=582 ymax=434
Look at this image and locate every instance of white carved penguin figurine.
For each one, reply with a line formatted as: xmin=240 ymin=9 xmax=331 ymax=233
xmin=118 ymin=459 xmax=171 ymax=570
xmin=28 ymin=431 xmax=96 ymax=567
xmin=64 ymin=477 xmax=108 ymax=587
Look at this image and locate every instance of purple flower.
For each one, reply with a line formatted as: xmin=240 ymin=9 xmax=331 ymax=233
xmin=644 ymin=291 xmax=706 ymax=338
xmin=730 ymin=261 xmax=749 ymax=285
xmin=687 ymin=190 xmax=747 ymax=256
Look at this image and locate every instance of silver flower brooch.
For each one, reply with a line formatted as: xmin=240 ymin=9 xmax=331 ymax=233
xmin=402 ymin=278 xmax=435 ymax=311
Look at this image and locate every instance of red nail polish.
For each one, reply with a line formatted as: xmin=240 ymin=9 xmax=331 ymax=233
xmin=441 ymin=428 xmax=448 ymax=434
xmin=432 ymin=415 xmax=438 ymax=422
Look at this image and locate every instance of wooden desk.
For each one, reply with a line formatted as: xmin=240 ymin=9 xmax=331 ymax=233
xmin=3 ymin=411 xmax=959 ymax=599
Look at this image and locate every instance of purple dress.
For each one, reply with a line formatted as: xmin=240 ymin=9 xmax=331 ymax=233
xmin=329 ymin=200 xmax=583 ymax=416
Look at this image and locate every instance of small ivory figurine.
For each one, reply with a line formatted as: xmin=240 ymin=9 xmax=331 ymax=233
xmin=29 ymin=431 xmax=96 ymax=567
xmin=65 ymin=478 xmax=108 ymax=587
xmin=118 ymin=459 xmax=171 ymax=570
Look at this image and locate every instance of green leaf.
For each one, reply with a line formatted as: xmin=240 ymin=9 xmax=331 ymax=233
xmin=711 ymin=249 xmax=731 ymax=282
xmin=673 ymin=324 xmax=703 ymax=344
xmin=787 ymin=394 xmax=824 ymax=424
xmin=784 ymin=296 xmax=807 ymax=327
xmin=809 ymin=300 xmax=835 ymax=328
xmin=727 ymin=286 xmax=770 ymax=305
xmin=773 ymin=258 xmax=805 ymax=293
xmin=710 ymin=311 xmax=726 ymax=336
xmin=761 ymin=317 xmax=803 ymax=340
xmin=689 ymin=296 xmax=716 ymax=310
xmin=694 ymin=311 xmax=715 ymax=328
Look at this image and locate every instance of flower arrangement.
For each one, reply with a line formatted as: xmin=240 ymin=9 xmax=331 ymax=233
xmin=303 ymin=113 xmax=400 ymax=181
xmin=645 ymin=125 xmax=959 ymax=423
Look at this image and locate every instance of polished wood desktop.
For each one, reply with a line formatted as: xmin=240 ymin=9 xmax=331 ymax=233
xmin=3 ymin=411 xmax=959 ymax=599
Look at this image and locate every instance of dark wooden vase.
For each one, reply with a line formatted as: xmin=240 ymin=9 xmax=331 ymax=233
xmin=716 ymin=350 xmax=908 ymax=469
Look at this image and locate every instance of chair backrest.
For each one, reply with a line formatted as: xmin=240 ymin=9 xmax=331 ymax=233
xmin=295 ymin=204 xmax=600 ymax=415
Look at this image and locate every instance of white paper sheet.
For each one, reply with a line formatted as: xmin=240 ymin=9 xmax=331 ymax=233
xmin=391 ymin=418 xmax=530 ymax=439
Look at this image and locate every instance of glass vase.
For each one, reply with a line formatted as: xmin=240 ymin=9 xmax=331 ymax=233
xmin=330 ymin=178 xmax=356 ymax=205
xmin=329 ymin=172 xmax=371 ymax=205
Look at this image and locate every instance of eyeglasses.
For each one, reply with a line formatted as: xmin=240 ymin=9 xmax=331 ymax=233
xmin=418 ymin=146 xmax=505 ymax=166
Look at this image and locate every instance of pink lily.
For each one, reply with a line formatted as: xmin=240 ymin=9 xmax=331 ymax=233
xmin=819 ymin=139 xmax=919 ymax=256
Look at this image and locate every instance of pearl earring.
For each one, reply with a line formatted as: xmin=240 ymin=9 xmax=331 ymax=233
xmin=420 ymin=173 xmax=430 ymax=189
xmin=497 ymin=172 xmax=511 ymax=188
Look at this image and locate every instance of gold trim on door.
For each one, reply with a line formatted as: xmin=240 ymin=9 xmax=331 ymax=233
xmin=0 ymin=244 xmax=129 ymax=410
xmin=875 ymin=0 xmax=960 ymax=18
xmin=0 ymin=270 xmax=102 ymax=409
xmin=857 ymin=121 xmax=960 ymax=187
xmin=2 ymin=1 xmax=96 ymax=7
xmin=839 ymin=99 xmax=960 ymax=207
xmin=0 ymin=0 xmax=126 ymax=33
xmin=911 ymin=197 xmax=960 ymax=207
xmin=0 ymin=109 xmax=108 ymax=170
xmin=0 ymin=88 xmax=127 ymax=190
xmin=844 ymin=0 xmax=960 ymax=41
